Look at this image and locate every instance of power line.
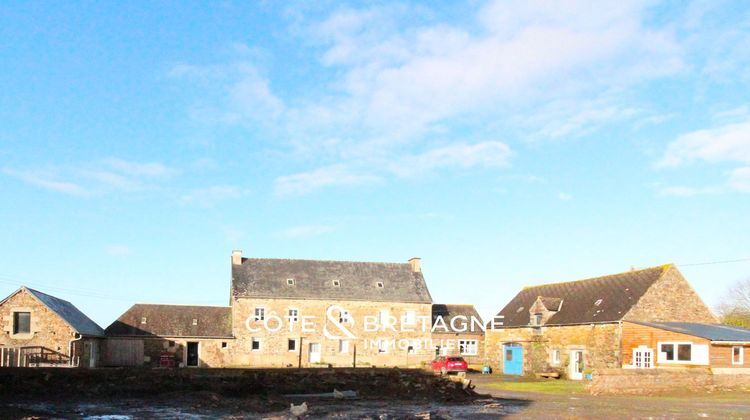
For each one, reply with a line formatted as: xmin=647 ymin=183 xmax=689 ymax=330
xmin=677 ymin=257 xmax=750 ymax=267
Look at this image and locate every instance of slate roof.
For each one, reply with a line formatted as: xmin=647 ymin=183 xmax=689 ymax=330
xmin=630 ymin=321 xmax=750 ymax=342
xmin=105 ymin=304 xmax=233 ymax=338
xmin=0 ymin=287 xmax=105 ymax=337
xmin=494 ymin=265 xmax=670 ymax=327
xmin=432 ymin=304 xmax=484 ymax=335
xmin=232 ymin=258 xmax=433 ymax=303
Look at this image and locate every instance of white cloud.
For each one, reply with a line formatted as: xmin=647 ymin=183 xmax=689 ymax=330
xmin=278 ymin=224 xmax=335 ymax=238
xmin=102 ymin=158 xmax=177 ymax=178
xmin=659 ymin=120 xmax=750 ymax=167
xmin=730 ymin=167 xmax=750 ymax=192
xmin=658 ymin=186 xmax=721 ymax=197
xmin=179 ymin=186 xmax=248 ymax=206
xmin=393 ymin=141 xmax=512 ymax=177
xmin=105 ymin=244 xmax=133 ymax=257
xmin=274 ymin=164 xmax=382 ymax=196
xmin=3 ymin=169 xmax=89 ymax=196
xmin=557 ymin=192 xmax=574 ymax=201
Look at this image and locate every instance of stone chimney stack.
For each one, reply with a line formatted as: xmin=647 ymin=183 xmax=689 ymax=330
xmin=408 ymin=257 xmax=421 ymax=273
xmin=232 ymin=250 xmax=243 ymax=265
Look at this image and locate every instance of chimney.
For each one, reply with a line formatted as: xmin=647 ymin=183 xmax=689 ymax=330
xmin=408 ymin=257 xmax=421 ymax=273
xmin=232 ymin=250 xmax=243 ymax=265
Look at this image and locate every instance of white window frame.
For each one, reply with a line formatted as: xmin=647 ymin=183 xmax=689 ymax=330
xmin=254 ymin=307 xmax=265 ymax=321
xmin=658 ymin=341 xmax=693 ymax=363
xmin=288 ymin=338 xmax=298 ymax=352
xmin=286 ymin=278 xmax=295 ymax=286
xmin=532 ymin=313 xmax=542 ymax=326
xmin=732 ymin=346 xmax=744 ymax=365
xmin=339 ymin=339 xmax=349 ymax=354
xmin=251 ymin=337 xmax=261 ymax=351
xmin=458 ymin=339 xmax=478 ymax=356
xmin=551 ymin=349 xmax=561 ymax=365
xmin=287 ymin=308 xmax=299 ymax=323
xmin=632 ymin=347 xmax=654 ymax=369
xmin=332 ymin=279 xmax=340 ymax=287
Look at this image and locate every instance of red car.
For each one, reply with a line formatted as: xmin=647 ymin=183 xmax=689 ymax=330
xmin=430 ymin=356 xmax=468 ymax=375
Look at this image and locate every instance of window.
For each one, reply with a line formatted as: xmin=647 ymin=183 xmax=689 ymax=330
xmin=168 ymin=340 xmax=175 ymax=347
xmin=551 ymin=349 xmax=561 ymax=365
xmin=288 ymin=308 xmax=299 ymax=322
xmin=332 ymin=280 xmax=340 ymax=287
xmin=733 ymin=346 xmax=744 ymax=365
xmin=338 ymin=310 xmax=351 ymax=324
xmin=403 ymin=311 xmax=416 ymax=325
xmin=251 ymin=338 xmax=261 ymax=351
xmin=633 ymin=347 xmax=653 ymax=368
xmin=594 ymin=299 xmax=603 ymax=306
xmin=288 ymin=339 xmax=297 ymax=352
xmin=192 ymin=318 xmax=198 ymax=326
xmin=141 ymin=317 xmax=147 ymax=325
xmin=221 ymin=342 xmax=227 ymax=349
xmin=254 ymin=307 xmax=265 ymax=321
xmin=339 ymin=340 xmax=349 ymax=353
xmin=505 ymin=348 xmax=513 ymax=362
xmin=287 ymin=278 xmax=295 ymax=286
xmin=660 ymin=342 xmax=692 ymax=362
xmin=532 ymin=314 xmax=542 ymax=326
xmin=13 ymin=312 xmax=30 ymax=334
xmin=376 ymin=282 xmax=384 ymax=288
xmin=459 ymin=340 xmax=478 ymax=355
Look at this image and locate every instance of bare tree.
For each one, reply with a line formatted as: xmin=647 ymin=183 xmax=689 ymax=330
xmin=716 ymin=278 xmax=750 ymax=328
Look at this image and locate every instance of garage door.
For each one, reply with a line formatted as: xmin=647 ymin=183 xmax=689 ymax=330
xmin=104 ymin=339 xmax=144 ymax=366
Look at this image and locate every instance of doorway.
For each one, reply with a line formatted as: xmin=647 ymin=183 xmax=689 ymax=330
xmin=88 ymin=341 xmax=98 ymax=368
xmin=503 ymin=343 xmax=523 ymax=375
xmin=186 ymin=342 xmax=199 ymax=367
xmin=570 ymin=350 xmax=584 ymax=380
xmin=308 ymin=342 xmax=321 ymax=364
xmin=633 ymin=347 xmax=653 ymax=369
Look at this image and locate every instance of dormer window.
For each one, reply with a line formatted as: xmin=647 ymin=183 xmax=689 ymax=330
xmin=332 ymin=280 xmax=340 ymax=287
xmin=192 ymin=318 xmax=198 ymax=326
xmin=376 ymin=282 xmax=384 ymax=288
xmin=287 ymin=278 xmax=295 ymax=286
xmin=533 ymin=313 xmax=543 ymax=326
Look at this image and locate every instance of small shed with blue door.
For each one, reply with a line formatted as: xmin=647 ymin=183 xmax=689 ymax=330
xmin=503 ymin=343 xmax=523 ymax=375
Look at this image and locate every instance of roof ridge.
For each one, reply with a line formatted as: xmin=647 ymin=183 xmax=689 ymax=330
xmin=132 ymin=303 xmax=231 ymax=308
xmin=521 ymin=264 xmax=672 ymax=290
xmin=247 ymin=257 xmax=410 ymax=266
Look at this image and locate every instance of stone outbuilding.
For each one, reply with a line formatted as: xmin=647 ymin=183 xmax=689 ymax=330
xmin=0 ymin=287 xmax=105 ymax=367
xmin=104 ymin=304 xmax=233 ymax=367
xmin=485 ymin=264 xmax=718 ymax=379
xmin=431 ymin=304 xmax=485 ymax=365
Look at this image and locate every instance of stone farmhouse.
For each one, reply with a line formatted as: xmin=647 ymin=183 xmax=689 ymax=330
xmin=431 ymin=304 xmax=485 ymax=365
xmin=0 ymin=287 xmax=105 ymax=367
xmin=99 ymin=251 xmax=481 ymax=368
xmin=485 ymin=264 xmax=734 ymax=379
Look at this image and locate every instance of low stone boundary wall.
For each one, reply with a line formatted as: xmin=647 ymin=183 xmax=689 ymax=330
xmin=587 ymin=368 xmax=750 ymax=395
xmin=0 ymin=367 xmax=474 ymax=402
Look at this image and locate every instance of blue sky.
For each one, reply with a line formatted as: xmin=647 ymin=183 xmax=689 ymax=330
xmin=1 ymin=1 xmax=749 ymax=327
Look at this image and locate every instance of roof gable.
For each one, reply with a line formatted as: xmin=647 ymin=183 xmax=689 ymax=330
xmin=105 ymin=304 xmax=232 ymax=338
xmin=232 ymin=258 xmax=433 ymax=303
xmin=2 ymin=287 xmax=106 ymax=337
xmin=495 ymin=265 xmax=670 ymax=327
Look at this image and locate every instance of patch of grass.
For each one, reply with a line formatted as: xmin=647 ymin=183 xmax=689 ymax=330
xmin=483 ymin=379 xmax=586 ymax=395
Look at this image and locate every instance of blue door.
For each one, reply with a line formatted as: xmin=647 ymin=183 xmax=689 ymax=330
xmin=503 ymin=344 xmax=523 ymax=375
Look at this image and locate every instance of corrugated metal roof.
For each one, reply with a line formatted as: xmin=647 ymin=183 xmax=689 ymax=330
xmin=232 ymin=258 xmax=433 ymax=303
xmin=105 ymin=304 xmax=233 ymax=338
xmin=494 ymin=265 xmax=669 ymax=327
xmin=25 ymin=288 xmax=105 ymax=337
xmin=631 ymin=321 xmax=750 ymax=342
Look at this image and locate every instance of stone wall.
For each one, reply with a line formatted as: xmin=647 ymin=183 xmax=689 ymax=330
xmin=431 ymin=332 xmax=485 ymax=365
xmin=230 ymin=298 xmax=434 ymax=367
xmin=485 ymin=323 xmax=621 ymax=377
xmin=623 ymin=265 xmax=718 ymax=323
xmin=587 ymin=368 xmax=750 ymax=395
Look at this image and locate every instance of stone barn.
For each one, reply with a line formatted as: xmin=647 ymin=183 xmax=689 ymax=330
xmin=104 ymin=304 xmax=233 ymax=368
xmin=0 ymin=287 xmax=105 ymax=367
xmin=431 ymin=304 xmax=485 ymax=365
xmin=485 ymin=264 xmax=718 ymax=379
